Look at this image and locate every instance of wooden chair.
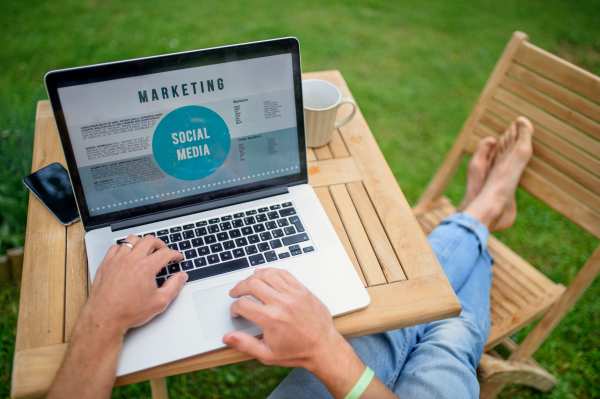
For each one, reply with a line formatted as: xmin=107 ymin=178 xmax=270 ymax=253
xmin=412 ymin=31 xmax=600 ymax=398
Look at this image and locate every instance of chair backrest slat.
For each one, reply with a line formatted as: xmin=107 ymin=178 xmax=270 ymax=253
xmin=500 ymin=73 xmax=600 ymax=141
xmin=514 ymin=41 xmax=600 ymax=105
xmin=506 ymin=63 xmax=600 ymax=125
xmin=475 ymin=117 xmax=600 ymax=198
xmin=486 ymin=100 xmax=600 ymax=180
xmin=493 ymin=88 xmax=600 ymax=159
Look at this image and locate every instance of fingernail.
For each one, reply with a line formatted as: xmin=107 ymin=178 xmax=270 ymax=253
xmin=181 ymin=272 xmax=189 ymax=282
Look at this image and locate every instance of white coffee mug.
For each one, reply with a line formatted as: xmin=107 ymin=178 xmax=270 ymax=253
xmin=303 ymin=79 xmax=357 ymax=147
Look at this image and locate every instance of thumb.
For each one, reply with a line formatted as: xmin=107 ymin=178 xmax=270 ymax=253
xmin=158 ymin=272 xmax=188 ymax=304
xmin=223 ymin=331 xmax=273 ymax=364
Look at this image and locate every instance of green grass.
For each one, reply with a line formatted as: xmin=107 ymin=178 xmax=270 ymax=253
xmin=1 ymin=0 xmax=599 ymax=397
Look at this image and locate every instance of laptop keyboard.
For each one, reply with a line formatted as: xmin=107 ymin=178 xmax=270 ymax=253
xmin=115 ymin=202 xmax=316 ymax=287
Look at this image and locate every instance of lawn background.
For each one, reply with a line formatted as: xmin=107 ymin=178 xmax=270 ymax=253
xmin=1 ymin=0 xmax=599 ymax=397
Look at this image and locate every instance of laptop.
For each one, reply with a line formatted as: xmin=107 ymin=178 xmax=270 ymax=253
xmin=45 ymin=37 xmax=370 ymax=376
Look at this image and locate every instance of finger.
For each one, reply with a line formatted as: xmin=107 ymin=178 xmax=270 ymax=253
xmin=157 ymin=272 xmax=188 ymax=305
xmin=229 ymin=297 xmax=270 ymax=327
xmin=129 ymin=235 xmax=168 ymax=260
xmin=147 ymin=247 xmax=184 ymax=273
xmin=115 ymin=234 xmax=143 ymax=256
xmin=104 ymin=244 xmax=121 ymax=261
xmin=252 ymin=268 xmax=294 ymax=294
xmin=265 ymin=268 xmax=305 ymax=291
xmin=223 ymin=332 xmax=273 ymax=363
xmin=230 ymin=275 xmax=281 ymax=304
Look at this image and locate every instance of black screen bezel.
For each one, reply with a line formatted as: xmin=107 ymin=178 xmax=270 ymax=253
xmin=45 ymin=38 xmax=306 ymax=231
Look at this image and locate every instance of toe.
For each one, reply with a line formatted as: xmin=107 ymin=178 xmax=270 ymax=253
xmin=516 ymin=116 xmax=534 ymax=139
xmin=487 ymin=140 xmax=498 ymax=163
xmin=508 ymin=122 xmax=517 ymax=146
xmin=477 ymin=137 xmax=496 ymax=155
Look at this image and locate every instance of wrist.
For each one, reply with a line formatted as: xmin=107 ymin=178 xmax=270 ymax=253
xmin=307 ymin=331 xmax=366 ymax=398
xmin=74 ymin=301 xmax=127 ymax=346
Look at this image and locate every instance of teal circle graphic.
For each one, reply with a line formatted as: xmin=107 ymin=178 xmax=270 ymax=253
xmin=152 ymin=106 xmax=230 ymax=181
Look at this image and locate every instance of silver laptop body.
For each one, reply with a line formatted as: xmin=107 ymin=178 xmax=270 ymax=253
xmin=45 ymin=38 xmax=370 ymax=376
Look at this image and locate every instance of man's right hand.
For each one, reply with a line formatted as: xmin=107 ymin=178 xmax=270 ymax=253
xmin=223 ymin=268 xmax=397 ymax=399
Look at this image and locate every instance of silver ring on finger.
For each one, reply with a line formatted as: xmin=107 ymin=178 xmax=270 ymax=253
xmin=120 ymin=242 xmax=134 ymax=250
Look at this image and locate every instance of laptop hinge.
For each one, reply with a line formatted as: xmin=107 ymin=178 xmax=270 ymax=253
xmin=110 ymin=186 xmax=289 ymax=232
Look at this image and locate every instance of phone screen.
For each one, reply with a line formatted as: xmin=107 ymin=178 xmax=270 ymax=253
xmin=23 ymin=163 xmax=80 ymax=225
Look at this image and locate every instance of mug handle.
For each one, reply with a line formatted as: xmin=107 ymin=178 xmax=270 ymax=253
xmin=334 ymin=98 xmax=357 ymax=129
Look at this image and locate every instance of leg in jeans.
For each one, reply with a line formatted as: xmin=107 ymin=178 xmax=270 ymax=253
xmin=268 ymin=213 xmax=493 ymax=399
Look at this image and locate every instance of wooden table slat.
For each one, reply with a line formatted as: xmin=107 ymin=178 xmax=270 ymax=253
xmin=313 ymin=187 xmax=367 ymax=286
xmin=64 ymin=223 xmax=88 ymax=341
xmin=329 ymin=129 xmax=350 ymax=158
xmin=329 ymin=184 xmax=387 ymax=286
xmin=313 ymin=144 xmax=334 ymax=160
xmin=346 ymin=181 xmax=407 ymax=282
xmin=16 ymin=102 xmax=67 ymax=352
xmin=307 ymin=157 xmax=361 ymax=187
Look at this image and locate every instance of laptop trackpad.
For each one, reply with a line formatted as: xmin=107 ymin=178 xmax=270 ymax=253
xmin=192 ymin=283 xmax=261 ymax=339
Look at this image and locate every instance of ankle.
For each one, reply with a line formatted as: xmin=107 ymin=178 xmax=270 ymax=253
xmin=463 ymin=197 xmax=505 ymax=231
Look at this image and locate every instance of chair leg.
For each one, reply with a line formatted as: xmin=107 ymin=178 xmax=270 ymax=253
xmin=478 ymin=353 xmax=556 ymax=395
xmin=150 ymin=377 xmax=169 ymax=399
xmin=479 ymin=382 xmax=504 ymax=399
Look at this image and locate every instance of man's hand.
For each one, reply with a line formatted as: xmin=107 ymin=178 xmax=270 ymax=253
xmin=47 ymin=234 xmax=186 ymax=399
xmin=87 ymin=234 xmax=187 ymax=336
xmin=223 ymin=267 xmax=340 ymax=370
xmin=223 ymin=268 xmax=397 ymax=399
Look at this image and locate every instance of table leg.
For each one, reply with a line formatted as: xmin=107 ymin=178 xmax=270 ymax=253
xmin=150 ymin=377 xmax=169 ymax=399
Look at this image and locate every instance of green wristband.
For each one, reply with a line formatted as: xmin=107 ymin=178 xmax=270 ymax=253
xmin=344 ymin=366 xmax=375 ymax=399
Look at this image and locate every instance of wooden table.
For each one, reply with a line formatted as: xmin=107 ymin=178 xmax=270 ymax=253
xmin=11 ymin=70 xmax=461 ymax=398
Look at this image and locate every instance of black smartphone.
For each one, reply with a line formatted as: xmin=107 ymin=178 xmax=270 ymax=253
xmin=23 ymin=162 xmax=80 ymax=226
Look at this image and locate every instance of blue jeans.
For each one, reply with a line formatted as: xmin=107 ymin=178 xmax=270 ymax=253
xmin=269 ymin=213 xmax=493 ymax=399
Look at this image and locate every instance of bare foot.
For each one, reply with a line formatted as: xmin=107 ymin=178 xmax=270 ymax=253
xmin=464 ymin=117 xmax=534 ymax=232
xmin=457 ymin=137 xmax=497 ymax=211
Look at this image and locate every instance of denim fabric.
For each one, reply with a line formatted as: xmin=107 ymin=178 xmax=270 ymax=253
xmin=268 ymin=213 xmax=493 ymax=399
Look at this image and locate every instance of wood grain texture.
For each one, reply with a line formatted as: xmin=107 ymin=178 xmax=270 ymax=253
xmin=485 ymin=284 xmax=565 ymax=352
xmin=518 ymin=167 xmax=600 ymax=240
xmin=64 ymin=222 xmax=88 ymax=341
xmin=313 ymin=144 xmax=334 ymax=160
xmin=515 ymin=41 xmax=600 ymax=104
xmin=491 ymin=267 xmax=532 ymax=306
xmin=508 ymin=245 xmax=600 ymax=362
xmin=306 ymin=147 xmax=317 ymax=162
xmin=494 ymin=87 xmax=600 ymax=159
xmin=16 ymin=101 xmax=66 ymax=352
xmin=479 ymin=112 xmax=600 ymax=196
xmin=313 ymin=187 xmax=366 ymax=286
xmin=346 ymin=182 xmax=407 ymax=282
xmin=304 ymin=71 xmax=444 ymax=279
xmin=307 ymin=157 xmax=361 ymax=187
xmin=150 ymin=378 xmax=169 ymax=399
xmin=500 ymin=74 xmax=600 ymax=141
xmin=478 ymin=353 xmax=557 ymax=392
xmin=329 ymin=184 xmax=387 ymax=286
xmin=11 ymin=343 xmax=67 ymax=399
xmin=506 ymin=63 xmax=600 ymax=124
xmin=486 ymin=100 xmax=600 ymax=177
xmin=329 ymin=129 xmax=350 ymax=158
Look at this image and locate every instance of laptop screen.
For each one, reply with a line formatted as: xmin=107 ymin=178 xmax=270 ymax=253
xmin=46 ymin=38 xmax=306 ymax=230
